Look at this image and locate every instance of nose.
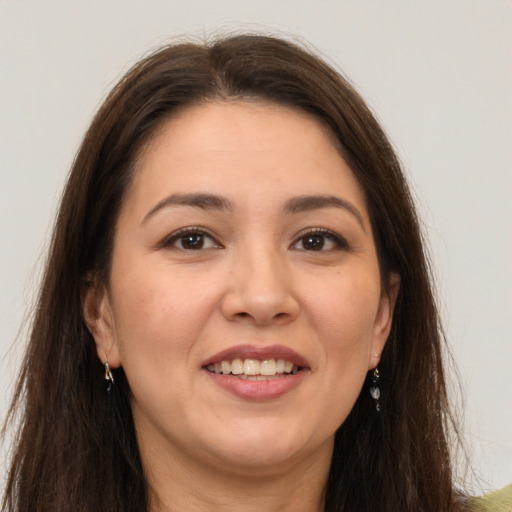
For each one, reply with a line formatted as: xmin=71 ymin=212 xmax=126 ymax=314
xmin=220 ymin=245 xmax=299 ymax=326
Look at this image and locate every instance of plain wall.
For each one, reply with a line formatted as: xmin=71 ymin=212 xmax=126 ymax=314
xmin=1 ymin=0 xmax=510 ymax=494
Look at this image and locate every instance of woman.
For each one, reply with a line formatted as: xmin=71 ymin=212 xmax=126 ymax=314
xmin=2 ymin=34 xmax=509 ymax=511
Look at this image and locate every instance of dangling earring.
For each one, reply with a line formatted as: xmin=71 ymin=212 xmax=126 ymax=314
xmin=370 ymin=367 xmax=381 ymax=411
xmin=104 ymin=357 xmax=114 ymax=394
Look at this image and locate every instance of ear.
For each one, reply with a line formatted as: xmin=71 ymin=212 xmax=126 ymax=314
xmin=368 ymin=272 xmax=400 ymax=370
xmin=82 ymin=277 xmax=122 ymax=368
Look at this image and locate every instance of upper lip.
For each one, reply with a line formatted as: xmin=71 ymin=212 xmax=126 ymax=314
xmin=202 ymin=344 xmax=310 ymax=369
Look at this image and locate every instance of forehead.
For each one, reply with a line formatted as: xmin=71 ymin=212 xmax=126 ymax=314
xmin=143 ymin=99 xmax=343 ymax=156
xmin=124 ymin=100 xmax=368 ymax=218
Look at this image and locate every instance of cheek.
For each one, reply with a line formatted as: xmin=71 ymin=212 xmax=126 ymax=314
xmin=306 ymin=270 xmax=381 ymax=346
xmin=302 ymin=270 xmax=381 ymax=402
xmin=109 ymin=262 xmax=221 ymax=373
xmin=108 ymin=264 xmax=225 ymax=431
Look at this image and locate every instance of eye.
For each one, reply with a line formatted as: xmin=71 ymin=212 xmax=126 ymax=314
xmin=291 ymin=229 xmax=348 ymax=251
xmin=162 ymin=228 xmax=220 ymax=251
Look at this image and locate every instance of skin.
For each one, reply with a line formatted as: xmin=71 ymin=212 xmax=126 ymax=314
xmin=84 ymin=101 xmax=399 ymax=511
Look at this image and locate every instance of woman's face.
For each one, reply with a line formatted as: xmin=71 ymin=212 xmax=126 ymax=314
xmin=86 ymin=101 xmax=397 ymax=475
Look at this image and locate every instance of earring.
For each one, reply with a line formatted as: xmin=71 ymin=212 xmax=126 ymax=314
xmin=370 ymin=367 xmax=381 ymax=411
xmin=104 ymin=358 xmax=114 ymax=394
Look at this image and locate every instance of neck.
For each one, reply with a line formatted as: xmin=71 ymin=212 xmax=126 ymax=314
xmin=141 ymin=435 xmax=333 ymax=512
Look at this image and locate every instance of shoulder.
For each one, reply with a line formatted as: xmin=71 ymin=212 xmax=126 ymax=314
xmin=467 ymin=485 xmax=512 ymax=512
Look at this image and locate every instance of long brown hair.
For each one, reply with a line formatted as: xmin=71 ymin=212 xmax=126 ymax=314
xmin=2 ymin=34 xmax=465 ymax=511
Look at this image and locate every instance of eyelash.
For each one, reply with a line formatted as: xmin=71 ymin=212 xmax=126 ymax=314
xmin=160 ymin=227 xmax=349 ymax=253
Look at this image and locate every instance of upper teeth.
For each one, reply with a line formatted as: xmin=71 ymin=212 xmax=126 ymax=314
xmin=206 ymin=358 xmax=299 ymax=376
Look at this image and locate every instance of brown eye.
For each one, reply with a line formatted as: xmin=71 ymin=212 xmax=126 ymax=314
xmin=162 ymin=228 xmax=220 ymax=251
xmin=302 ymin=235 xmax=325 ymax=251
xmin=180 ymin=233 xmax=205 ymax=250
xmin=291 ymin=230 xmax=348 ymax=252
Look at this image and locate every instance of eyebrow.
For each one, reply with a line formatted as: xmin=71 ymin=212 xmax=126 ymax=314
xmin=283 ymin=195 xmax=365 ymax=230
xmin=142 ymin=193 xmax=234 ymax=224
xmin=142 ymin=192 xmax=365 ymax=230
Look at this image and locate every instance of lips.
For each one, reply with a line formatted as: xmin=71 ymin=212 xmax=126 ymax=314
xmin=202 ymin=344 xmax=309 ymax=368
xmin=202 ymin=344 xmax=310 ymax=401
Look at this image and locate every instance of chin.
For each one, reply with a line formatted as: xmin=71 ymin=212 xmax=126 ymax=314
xmin=198 ymin=419 xmax=323 ymax=472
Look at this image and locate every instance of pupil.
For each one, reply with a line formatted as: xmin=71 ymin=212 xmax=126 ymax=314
xmin=305 ymin=235 xmax=324 ymax=250
xmin=182 ymin=234 xmax=203 ymax=249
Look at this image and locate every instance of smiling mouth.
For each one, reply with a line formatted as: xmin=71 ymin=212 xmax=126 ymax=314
xmin=205 ymin=358 xmax=302 ymax=380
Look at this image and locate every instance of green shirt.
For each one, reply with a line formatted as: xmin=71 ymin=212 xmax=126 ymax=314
xmin=469 ymin=485 xmax=512 ymax=511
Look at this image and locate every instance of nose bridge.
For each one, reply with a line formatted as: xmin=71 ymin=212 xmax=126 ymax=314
xmin=221 ymin=236 xmax=298 ymax=325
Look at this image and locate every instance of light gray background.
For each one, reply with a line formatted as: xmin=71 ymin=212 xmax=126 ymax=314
xmin=1 ymin=0 xmax=510 ymax=494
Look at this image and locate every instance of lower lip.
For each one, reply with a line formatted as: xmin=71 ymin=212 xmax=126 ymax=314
xmin=204 ymin=370 xmax=307 ymax=401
